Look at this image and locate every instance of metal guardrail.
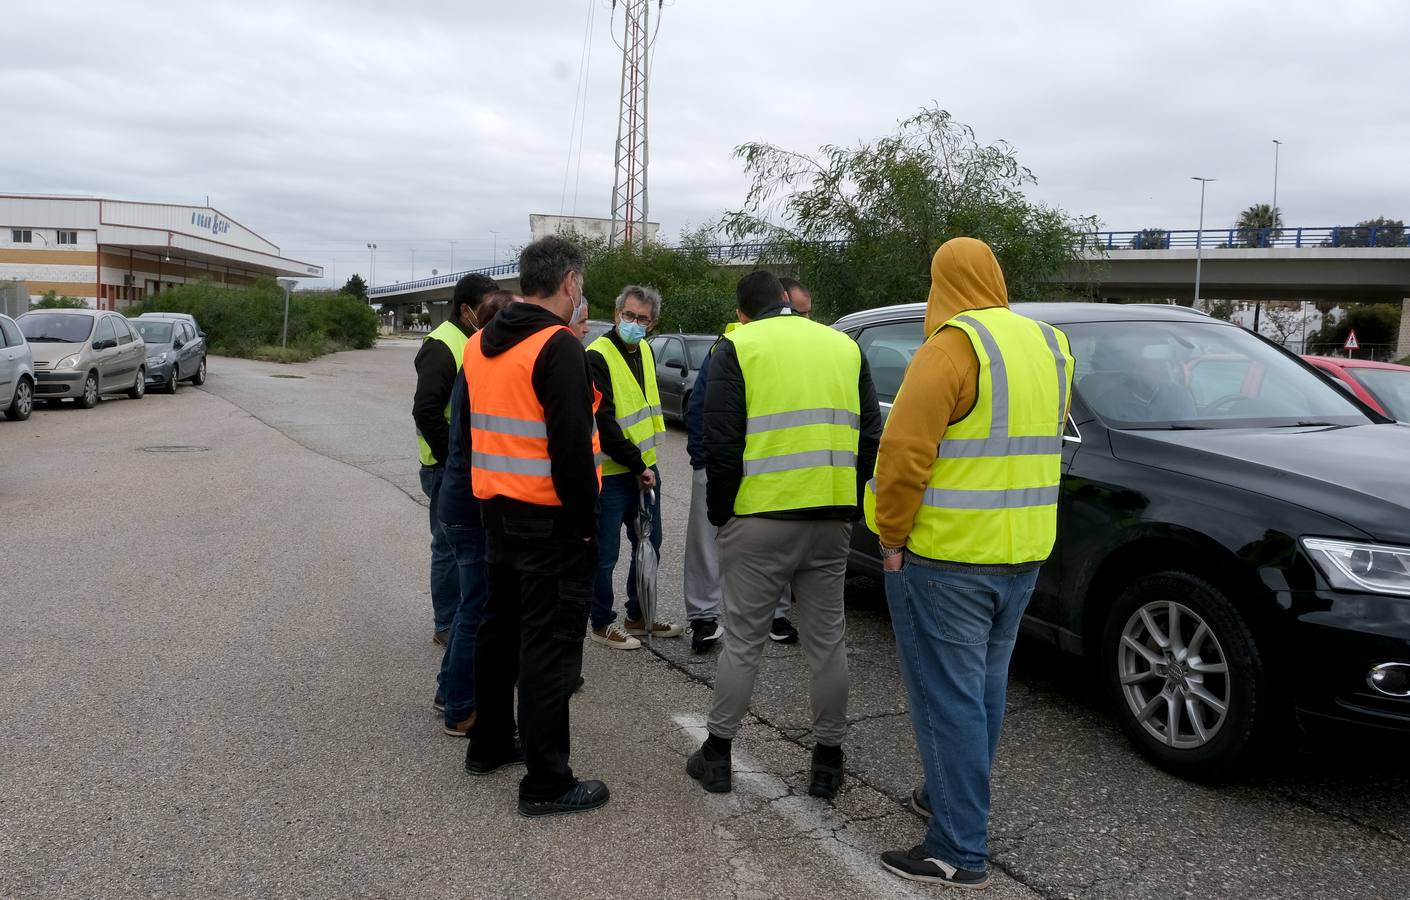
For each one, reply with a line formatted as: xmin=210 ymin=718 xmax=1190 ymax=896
xmin=368 ymin=226 xmax=1407 ymax=296
xmin=1087 ymin=225 xmax=1409 ymax=252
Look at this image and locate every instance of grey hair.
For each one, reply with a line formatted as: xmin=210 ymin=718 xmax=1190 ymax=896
xmin=614 ymin=284 xmax=662 ymax=319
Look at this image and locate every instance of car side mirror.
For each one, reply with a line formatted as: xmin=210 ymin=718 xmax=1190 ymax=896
xmin=676 ymin=363 xmax=689 ymax=376
xmin=173 ymin=339 xmax=184 ymax=349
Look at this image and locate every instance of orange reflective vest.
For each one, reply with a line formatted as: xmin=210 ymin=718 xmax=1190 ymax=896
xmin=463 ymin=325 xmax=602 ymax=505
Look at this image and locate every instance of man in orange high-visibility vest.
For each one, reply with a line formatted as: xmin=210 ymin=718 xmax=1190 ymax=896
xmin=461 ymin=236 xmax=610 ymax=819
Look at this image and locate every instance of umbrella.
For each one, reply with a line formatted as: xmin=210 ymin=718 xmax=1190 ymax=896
xmin=633 ymin=487 xmax=659 ymax=646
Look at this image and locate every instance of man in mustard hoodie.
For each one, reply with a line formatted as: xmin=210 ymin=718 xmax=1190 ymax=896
xmin=869 ymin=238 xmax=1072 ymax=888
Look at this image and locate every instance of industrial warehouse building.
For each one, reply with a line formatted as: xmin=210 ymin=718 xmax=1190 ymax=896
xmin=0 ymin=194 xmax=322 ymax=310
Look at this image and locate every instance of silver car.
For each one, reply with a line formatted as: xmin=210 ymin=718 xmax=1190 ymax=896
xmin=19 ymin=309 xmax=148 ymax=408
xmin=1 ymin=313 xmax=35 ymax=420
xmin=132 ymin=316 xmax=208 ymax=392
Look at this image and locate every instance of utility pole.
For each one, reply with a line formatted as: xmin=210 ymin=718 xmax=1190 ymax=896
xmin=1191 ymin=177 xmax=1215 ymax=308
xmin=410 ymin=248 xmax=416 ymax=280
xmin=609 ymin=0 xmax=660 ymax=250
xmin=1271 ymin=139 xmax=1283 ymax=221
xmin=278 ymin=279 xmax=297 ymax=348
xmin=490 ymin=230 xmax=500 ymax=265
xmin=450 ymin=240 xmax=457 ymax=272
xmin=366 ymin=243 xmax=377 ymax=288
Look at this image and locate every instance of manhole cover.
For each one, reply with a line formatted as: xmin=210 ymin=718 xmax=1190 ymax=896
xmin=270 ymin=374 xmax=304 ymax=379
xmin=142 ymin=446 xmax=210 ymax=453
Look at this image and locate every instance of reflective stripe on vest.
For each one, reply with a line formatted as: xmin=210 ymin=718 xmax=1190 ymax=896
xmin=464 ymin=326 xmax=602 ymax=505
xmin=864 ymin=307 xmax=1073 ymax=565
xmin=727 ymin=314 xmax=862 ymax=515
xmin=416 ymin=320 xmax=471 ymax=467
xmin=586 ymin=334 xmax=665 ymax=476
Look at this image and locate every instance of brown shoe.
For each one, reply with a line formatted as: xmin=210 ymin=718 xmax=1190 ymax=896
xmin=590 ymin=623 xmax=642 ymax=650
xmin=433 ymin=628 xmax=450 ymax=647
xmin=624 ymin=618 xmax=684 ymax=639
xmin=443 ymin=711 xmax=476 ymax=737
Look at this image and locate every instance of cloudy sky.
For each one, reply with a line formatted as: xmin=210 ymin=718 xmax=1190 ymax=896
xmin=7 ymin=1 xmax=1408 ymax=288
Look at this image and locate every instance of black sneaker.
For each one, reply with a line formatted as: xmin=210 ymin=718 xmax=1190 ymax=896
xmin=686 ymin=744 xmax=732 ymax=793
xmin=880 ymin=846 xmax=989 ymax=889
xmin=572 ymin=675 xmax=586 ymax=694
xmin=910 ymin=784 xmax=932 ymax=819
xmin=464 ymin=736 xmax=525 ymax=776
xmin=808 ymin=746 xmax=845 ymax=800
xmin=769 ymin=617 xmax=799 ymax=644
xmin=690 ymin=619 xmax=723 ymax=654
xmin=518 ymin=780 xmax=610 ymax=818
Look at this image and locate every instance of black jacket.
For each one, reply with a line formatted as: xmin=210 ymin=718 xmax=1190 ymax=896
xmin=437 ymin=374 xmax=481 ymax=527
xmin=703 ymin=310 xmax=883 ymax=527
xmin=588 ymin=327 xmax=650 ymax=477
xmin=412 ymin=319 xmax=474 ymax=466
xmin=468 ymin=303 xmax=600 ymax=539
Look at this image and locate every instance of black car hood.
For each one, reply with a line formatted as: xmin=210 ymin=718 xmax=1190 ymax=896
xmin=1108 ymin=424 xmax=1410 ymax=544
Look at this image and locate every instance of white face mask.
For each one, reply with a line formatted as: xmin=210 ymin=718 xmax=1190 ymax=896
xmin=572 ymin=294 xmax=588 ymax=325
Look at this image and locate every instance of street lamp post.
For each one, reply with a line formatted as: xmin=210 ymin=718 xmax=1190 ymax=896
xmin=366 ymin=242 xmax=377 ymax=288
xmin=1191 ymin=177 xmax=1215 ymax=307
xmin=411 ymin=248 xmax=416 ymax=280
xmin=278 ymin=279 xmax=297 ymax=348
xmin=490 ymin=230 xmax=500 ymax=266
xmin=1271 ymin=139 xmax=1283 ymax=220
xmin=449 ymin=240 xmax=457 ymax=273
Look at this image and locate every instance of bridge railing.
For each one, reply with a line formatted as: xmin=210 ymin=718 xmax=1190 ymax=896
xmin=1086 ymin=225 xmax=1409 ymax=252
xmin=369 ymin=261 xmax=521 ymax=297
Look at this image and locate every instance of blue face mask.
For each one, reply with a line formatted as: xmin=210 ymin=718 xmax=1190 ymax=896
xmin=617 ymin=320 xmax=648 ymax=345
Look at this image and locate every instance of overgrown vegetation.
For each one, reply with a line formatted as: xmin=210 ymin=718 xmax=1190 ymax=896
xmin=31 ymin=290 xmax=88 ymax=309
xmin=575 ymin=227 xmax=737 ymax=334
xmin=133 ymin=277 xmax=378 ymax=360
xmin=719 ymin=106 xmax=1100 ymax=319
xmin=1309 ymin=302 xmax=1402 ymax=351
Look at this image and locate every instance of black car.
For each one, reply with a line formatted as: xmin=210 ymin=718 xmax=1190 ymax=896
xmin=648 ymin=333 xmax=716 ymax=421
xmin=836 ymin=301 xmax=1410 ymax=779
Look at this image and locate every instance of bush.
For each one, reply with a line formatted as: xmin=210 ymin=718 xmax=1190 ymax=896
xmin=31 ymin=290 xmax=88 ymax=309
xmin=658 ymin=281 xmax=736 ymax=335
xmin=133 ymin=277 xmax=378 ymax=360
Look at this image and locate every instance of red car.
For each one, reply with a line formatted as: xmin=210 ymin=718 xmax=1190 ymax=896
xmin=1304 ymin=355 xmax=1410 ymax=421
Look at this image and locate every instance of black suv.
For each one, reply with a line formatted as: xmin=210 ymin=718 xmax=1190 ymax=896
xmin=836 ymin=302 xmax=1410 ymax=779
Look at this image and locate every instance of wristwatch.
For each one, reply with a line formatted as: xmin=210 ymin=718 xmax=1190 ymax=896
xmin=879 ymin=545 xmax=904 ymax=560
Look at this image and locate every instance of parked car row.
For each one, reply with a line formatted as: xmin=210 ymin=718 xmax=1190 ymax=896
xmin=834 ymin=302 xmax=1410 ymax=780
xmin=0 ymin=308 xmax=207 ymax=421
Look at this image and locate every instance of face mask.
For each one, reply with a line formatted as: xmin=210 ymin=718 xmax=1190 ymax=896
xmin=616 ymin=320 xmax=647 ymax=344
xmin=572 ymin=294 xmax=588 ymax=326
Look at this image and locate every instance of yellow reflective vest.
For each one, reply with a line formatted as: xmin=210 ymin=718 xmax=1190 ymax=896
xmin=416 ymin=319 xmax=470 ymax=467
xmin=587 ymin=334 xmax=665 ymax=476
xmin=727 ymin=314 xmax=862 ymax=515
xmin=866 ymin=306 xmax=1073 ymax=565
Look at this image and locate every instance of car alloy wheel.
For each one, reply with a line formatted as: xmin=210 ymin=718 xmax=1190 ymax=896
xmin=13 ymin=379 xmax=33 ymax=419
xmin=193 ymin=358 xmax=207 ymax=385
xmin=81 ymin=373 xmax=99 ymax=408
xmin=166 ymin=367 xmax=178 ymax=394
xmin=1118 ymin=599 xmax=1231 ymax=750
xmin=129 ymin=367 xmax=146 ymax=399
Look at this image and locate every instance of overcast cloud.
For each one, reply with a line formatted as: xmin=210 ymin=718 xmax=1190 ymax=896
xmin=6 ymin=0 xmax=1408 ymax=289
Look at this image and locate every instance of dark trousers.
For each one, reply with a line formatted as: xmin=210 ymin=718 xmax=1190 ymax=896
xmin=436 ymin=522 xmax=488 ymax=726
xmin=471 ymin=512 xmax=594 ymax=802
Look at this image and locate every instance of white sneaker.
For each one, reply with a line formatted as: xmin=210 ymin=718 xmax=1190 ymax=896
xmin=591 ymin=622 xmax=642 ymax=650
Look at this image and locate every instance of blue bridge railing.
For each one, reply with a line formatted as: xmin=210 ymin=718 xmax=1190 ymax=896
xmin=369 ymin=225 xmax=1406 ymax=296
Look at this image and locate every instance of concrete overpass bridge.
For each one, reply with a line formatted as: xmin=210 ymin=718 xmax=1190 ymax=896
xmin=368 ymin=224 xmax=1410 ymax=350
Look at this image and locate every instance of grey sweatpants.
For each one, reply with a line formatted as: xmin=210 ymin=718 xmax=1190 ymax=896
xmin=707 ymin=516 xmax=852 ymax=746
xmin=683 ymin=467 xmax=791 ymax=623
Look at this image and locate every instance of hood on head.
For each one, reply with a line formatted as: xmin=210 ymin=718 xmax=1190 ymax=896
xmin=923 ymin=237 xmax=1008 ymax=336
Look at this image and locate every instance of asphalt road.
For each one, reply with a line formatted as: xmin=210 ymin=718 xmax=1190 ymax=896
xmin=3 ymin=339 xmax=1407 ymax=900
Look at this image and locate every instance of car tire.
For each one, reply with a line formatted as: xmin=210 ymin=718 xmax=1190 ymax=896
xmin=1101 ymin=571 xmax=1269 ymax=781
xmin=191 ymin=357 xmax=207 ymax=385
xmin=77 ymin=371 xmax=100 ymax=409
xmin=164 ymin=366 xmax=179 ymax=394
xmin=5 ymin=376 xmax=33 ymax=421
xmin=127 ymin=367 xmax=146 ymax=400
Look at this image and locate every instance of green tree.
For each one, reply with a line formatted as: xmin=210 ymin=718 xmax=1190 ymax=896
xmin=1129 ymin=228 xmax=1169 ymax=249
xmin=718 ymin=106 xmax=1099 ymax=319
xmin=574 ymin=226 xmax=737 ymax=333
xmin=30 ymin=290 xmax=88 ymax=309
xmin=1329 ymin=217 xmax=1408 ymax=248
xmin=1234 ymin=203 xmax=1283 ymax=248
xmin=340 ymin=274 xmax=369 ymax=301
xmin=1310 ymin=303 xmax=1402 ymax=354
xmin=1205 ymin=299 xmax=1236 ymax=321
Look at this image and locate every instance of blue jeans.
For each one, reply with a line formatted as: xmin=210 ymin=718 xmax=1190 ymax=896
xmin=437 ymin=522 xmax=489 ymax=725
xmin=420 ymin=465 xmax=459 ymax=634
xmin=590 ymin=469 xmax=662 ymax=630
xmin=884 ymin=561 xmax=1040 ymax=872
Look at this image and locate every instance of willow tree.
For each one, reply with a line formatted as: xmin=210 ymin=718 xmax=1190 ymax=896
xmin=719 ymin=107 xmax=1100 ymax=318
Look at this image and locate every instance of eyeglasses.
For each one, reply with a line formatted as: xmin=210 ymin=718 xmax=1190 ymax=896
xmin=618 ymin=311 xmax=653 ymax=325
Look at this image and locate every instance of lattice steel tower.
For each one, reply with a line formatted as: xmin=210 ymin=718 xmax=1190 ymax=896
xmin=609 ymin=0 xmax=660 ymax=249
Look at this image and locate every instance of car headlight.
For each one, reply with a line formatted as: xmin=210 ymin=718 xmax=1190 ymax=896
xmin=1302 ymin=538 xmax=1410 ymax=596
xmin=56 ymin=354 xmax=80 ymax=369
xmin=147 ymin=352 xmax=168 ymax=364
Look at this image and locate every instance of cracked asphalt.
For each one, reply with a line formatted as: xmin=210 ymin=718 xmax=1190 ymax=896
xmin=3 ymin=340 xmax=1407 ymax=900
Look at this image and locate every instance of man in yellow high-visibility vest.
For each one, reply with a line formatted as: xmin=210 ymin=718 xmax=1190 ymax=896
xmin=586 ymin=285 xmax=682 ymax=650
xmin=687 ymin=270 xmax=883 ymax=801
xmin=869 ymin=238 xmax=1072 ymax=889
xmin=412 ymin=272 xmax=499 ymax=647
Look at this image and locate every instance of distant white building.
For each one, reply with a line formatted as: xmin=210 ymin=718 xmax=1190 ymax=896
xmin=529 ymin=214 xmax=661 ymax=245
xmin=0 ymin=193 xmax=322 ymax=309
xmin=1201 ymin=299 xmax=1341 ymax=353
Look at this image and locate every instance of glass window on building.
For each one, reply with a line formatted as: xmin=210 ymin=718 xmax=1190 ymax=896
xmin=11 ymin=229 xmax=32 ymax=243
xmin=57 ymin=230 xmax=78 ymax=245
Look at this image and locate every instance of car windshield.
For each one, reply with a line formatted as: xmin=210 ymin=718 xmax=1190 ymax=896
xmin=1350 ymin=367 xmax=1410 ymax=421
xmin=132 ymin=321 xmax=174 ymax=343
xmin=1066 ymin=320 xmax=1369 ymax=429
xmin=18 ymin=313 xmax=94 ymax=343
xmin=686 ymin=338 xmax=715 ymax=367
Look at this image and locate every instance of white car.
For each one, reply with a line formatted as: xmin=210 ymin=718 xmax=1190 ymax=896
xmin=0 ymin=313 xmax=35 ymax=420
